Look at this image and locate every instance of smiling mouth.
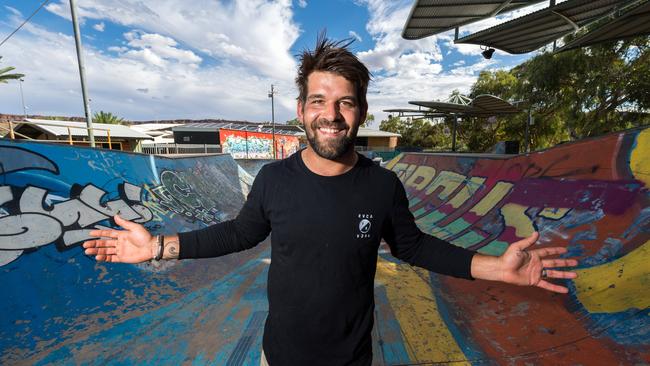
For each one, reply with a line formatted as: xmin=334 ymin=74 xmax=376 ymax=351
xmin=317 ymin=126 xmax=346 ymax=136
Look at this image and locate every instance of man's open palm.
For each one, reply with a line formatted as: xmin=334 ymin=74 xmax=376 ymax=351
xmin=83 ymin=215 xmax=154 ymax=263
xmin=500 ymin=232 xmax=578 ymax=293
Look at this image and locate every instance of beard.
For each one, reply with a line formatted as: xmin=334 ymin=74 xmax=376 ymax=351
xmin=305 ymin=119 xmax=357 ymax=160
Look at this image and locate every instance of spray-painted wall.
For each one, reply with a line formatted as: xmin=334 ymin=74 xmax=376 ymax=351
xmin=376 ymin=127 xmax=649 ymax=364
xmin=0 ymin=140 xmax=270 ymax=365
xmin=220 ymin=129 xmax=299 ymax=159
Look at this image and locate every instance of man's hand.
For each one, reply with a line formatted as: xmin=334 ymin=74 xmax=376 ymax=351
xmin=471 ymin=232 xmax=578 ymax=293
xmin=82 ymin=215 xmax=156 ymax=263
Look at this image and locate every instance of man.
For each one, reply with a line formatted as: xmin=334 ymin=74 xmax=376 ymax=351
xmin=83 ymin=35 xmax=577 ymax=366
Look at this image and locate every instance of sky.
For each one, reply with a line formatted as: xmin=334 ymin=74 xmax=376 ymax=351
xmin=0 ymin=0 xmax=551 ymax=125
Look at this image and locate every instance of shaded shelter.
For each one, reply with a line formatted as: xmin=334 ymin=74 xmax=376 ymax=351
xmin=409 ymin=95 xmax=522 ymax=151
xmin=402 ymin=0 xmax=544 ymax=40
xmin=558 ymin=0 xmax=650 ymax=52
xmin=455 ymin=0 xmax=631 ymax=54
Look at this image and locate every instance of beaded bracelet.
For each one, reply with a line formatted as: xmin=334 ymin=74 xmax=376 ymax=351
xmin=154 ymin=235 xmax=164 ymax=261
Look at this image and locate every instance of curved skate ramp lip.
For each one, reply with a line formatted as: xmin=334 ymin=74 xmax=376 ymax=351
xmin=1 ymin=126 xmax=648 ymax=365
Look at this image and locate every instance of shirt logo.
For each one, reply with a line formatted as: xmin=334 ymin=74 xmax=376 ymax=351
xmin=357 ymin=213 xmax=373 ymax=239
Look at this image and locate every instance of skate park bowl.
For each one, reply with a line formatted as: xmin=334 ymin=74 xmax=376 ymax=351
xmin=1 ymin=126 xmax=648 ymax=365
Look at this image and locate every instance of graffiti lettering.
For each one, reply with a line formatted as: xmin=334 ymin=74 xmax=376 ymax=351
xmin=0 ymin=182 xmax=153 ymax=260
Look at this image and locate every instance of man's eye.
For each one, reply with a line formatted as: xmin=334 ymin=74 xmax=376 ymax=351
xmin=340 ymin=100 xmax=355 ymax=107
xmin=311 ymin=99 xmax=324 ymax=104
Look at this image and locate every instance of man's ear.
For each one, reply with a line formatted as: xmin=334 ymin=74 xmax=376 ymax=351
xmin=359 ymin=103 xmax=368 ymax=125
xmin=296 ymin=100 xmax=304 ymax=124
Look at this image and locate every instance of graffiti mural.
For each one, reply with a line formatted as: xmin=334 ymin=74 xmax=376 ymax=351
xmin=0 ymin=140 xmax=270 ymax=366
xmin=220 ymin=128 xmax=299 ymax=159
xmin=376 ymin=127 xmax=650 ymax=364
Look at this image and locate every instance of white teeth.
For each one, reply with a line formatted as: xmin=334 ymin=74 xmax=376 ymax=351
xmin=320 ymin=127 xmax=341 ymax=134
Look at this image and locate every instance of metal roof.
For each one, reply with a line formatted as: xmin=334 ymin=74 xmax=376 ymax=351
xmin=17 ymin=119 xmax=152 ymax=139
xmin=402 ymin=0 xmax=544 ymax=40
xmin=409 ymin=94 xmax=521 ymax=116
xmin=382 ymin=108 xmax=448 ymax=118
xmin=173 ymin=122 xmax=305 ymax=136
xmin=558 ymin=0 xmax=650 ymax=51
xmin=357 ymin=127 xmax=402 ymax=138
xmin=455 ymin=0 xmax=629 ymax=54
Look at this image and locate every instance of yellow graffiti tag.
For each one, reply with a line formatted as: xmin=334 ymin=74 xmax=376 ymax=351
xmin=538 ymin=207 xmax=571 ymax=220
xmin=469 ymin=182 xmax=513 ymax=216
xmin=630 ymin=129 xmax=650 ymax=187
xmin=501 ymin=203 xmax=535 ymax=238
xmin=384 ymin=154 xmax=403 ymax=171
xmin=424 ymin=171 xmax=466 ymax=200
xmin=375 ymin=258 xmax=469 ymax=365
xmin=574 ymin=240 xmax=650 ymax=313
xmin=447 ymin=177 xmax=486 ymax=209
xmin=405 ymin=166 xmax=436 ymax=191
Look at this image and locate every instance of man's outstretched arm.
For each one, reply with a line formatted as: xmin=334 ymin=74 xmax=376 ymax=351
xmin=83 ymin=166 xmax=272 ymax=263
xmin=470 ymin=232 xmax=578 ymax=293
xmin=384 ymin=176 xmax=577 ymax=294
xmin=82 ymin=215 xmax=180 ymax=262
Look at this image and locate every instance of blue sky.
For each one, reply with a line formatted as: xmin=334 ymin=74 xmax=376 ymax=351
xmin=0 ymin=0 xmax=546 ymax=124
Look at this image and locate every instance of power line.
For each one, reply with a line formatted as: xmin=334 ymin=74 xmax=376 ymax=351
xmin=0 ymin=0 xmax=51 ymax=49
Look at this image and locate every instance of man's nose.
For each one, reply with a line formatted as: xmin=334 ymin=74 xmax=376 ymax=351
xmin=321 ymin=101 xmax=341 ymax=121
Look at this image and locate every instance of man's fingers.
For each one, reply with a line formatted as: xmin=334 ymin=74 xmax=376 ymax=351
xmin=542 ymin=258 xmax=578 ymax=268
xmin=89 ymin=229 xmax=120 ymax=239
xmin=544 ymin=269 xmax=578 ymax=279
xmin=510 ymin=231 xmax=539 ymax=251
xmin=114 ymin=214 xmax=139 ymax=230
xmin=532 ymin=247 xmax=567 ymax=257
xmin=536 ymin=280 xmax=569 ymax=294
xmin=86 ymin=247 xmax=117 ymax=256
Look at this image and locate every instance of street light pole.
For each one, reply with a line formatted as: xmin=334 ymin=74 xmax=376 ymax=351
xmin=268 ymin=84 xmax=276 ymax=159
xmin=69 ymin=0 xmax=95 ymax=147
xmin=18 ymin=78 xmax=26 ymax=120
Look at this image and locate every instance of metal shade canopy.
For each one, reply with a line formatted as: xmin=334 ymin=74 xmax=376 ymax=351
xmin=402 ymin=0 xmax=544 ymax=40
xmin=383 ymin=108 xmax=448 ymax=118
xmin=558 ymin=0 xmax=650 ymax=51
xmin=455 ymin=0 xmax=630 ymax=54
xmin=409 ymin=94 xmax=521 ymax=116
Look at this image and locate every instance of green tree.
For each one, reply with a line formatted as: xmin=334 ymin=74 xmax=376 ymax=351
xmin=379 ymin=115 xmax=450 ymax=150
xmin=362 ymin=113 xmax=374 ymax=128
xmin=0 ymin=56 xmax=24 ymax=84
xmin=286 ymin=117 xmax=300 ymax=126
xmin=93 ymin=111 xmax=125 ymax=125
xmin=459 ymin=36 xmax=650 ymax=151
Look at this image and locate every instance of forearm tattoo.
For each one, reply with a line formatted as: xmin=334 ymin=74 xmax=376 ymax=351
xmin=163 ymin=237 xmax=180 ymax=260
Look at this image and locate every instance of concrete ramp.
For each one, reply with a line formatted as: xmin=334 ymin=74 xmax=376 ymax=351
xmin=376 ymin=127 xmax=649 ymax=365
xmin=1 ymin=126 xmax=648 ymax=365
xmin=0 ymin=140 xmax=269 ymax=365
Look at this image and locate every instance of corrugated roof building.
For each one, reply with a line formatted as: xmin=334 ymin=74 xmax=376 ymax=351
xmin=10 ymin=118 xmax=152 ymax=152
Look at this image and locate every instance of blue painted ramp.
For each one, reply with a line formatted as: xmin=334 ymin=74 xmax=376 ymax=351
xmin=0 ymin=140 xmax=269 ymax=365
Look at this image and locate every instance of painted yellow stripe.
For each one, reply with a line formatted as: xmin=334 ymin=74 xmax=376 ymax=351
xmin=375 ymin=258 xmax=470 ymax=364
xmin=574 ymin=240 xmax=650 ymax=313
xmin=447 ymin=177 xmax=486 ymax=209
xmin=501 ymin=203 xmax=534 ymax=238
xmin=469 ymin=181 xmax=513 ymax=216
xmin=630 ymin=128 xmax=650 ymax=187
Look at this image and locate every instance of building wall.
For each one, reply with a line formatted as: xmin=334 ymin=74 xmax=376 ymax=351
xmin=220 ymin=129 xmax=299 ymax=159
xmin=367 ymin=136 xmax=398 ymax=149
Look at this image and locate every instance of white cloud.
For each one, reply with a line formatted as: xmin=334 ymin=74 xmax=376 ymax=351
xmin=44 ymin=0 xmax=300 ymax=81
xmin=93 ymin=22 xmax=105 ymax=32
xmin=297 ymin=0 xmax=307 ymax=8
xmin=0 ymin=5 xmax=299 ymax=122
xmin=349 ymin=30 xmax=362 ymax=42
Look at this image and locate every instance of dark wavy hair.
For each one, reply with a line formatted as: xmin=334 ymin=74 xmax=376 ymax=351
xmin=296 ymin=31 xmax=371 ymax=112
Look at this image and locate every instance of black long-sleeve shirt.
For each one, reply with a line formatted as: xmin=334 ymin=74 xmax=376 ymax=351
xmin=179 ymin=152 xmax=476 ymax=366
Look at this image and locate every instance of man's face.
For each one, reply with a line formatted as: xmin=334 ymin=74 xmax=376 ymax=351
xmin=298 ymin=71 xmax=366 ymax=160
